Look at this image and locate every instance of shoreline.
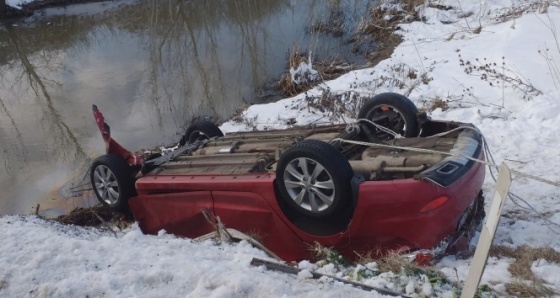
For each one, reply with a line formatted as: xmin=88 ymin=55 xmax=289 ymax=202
xmin=1 ymin=0 xmax=108 ymax=20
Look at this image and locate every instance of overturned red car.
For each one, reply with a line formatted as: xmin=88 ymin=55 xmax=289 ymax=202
xmin=90 ymin=93 xmax=485 ymax=262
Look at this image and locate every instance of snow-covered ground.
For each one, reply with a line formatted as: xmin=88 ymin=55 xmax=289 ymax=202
xmin=3 ymin=0 xmax=560 ymax=297
xmin=6 ymin=0 xmax=34 ymax=9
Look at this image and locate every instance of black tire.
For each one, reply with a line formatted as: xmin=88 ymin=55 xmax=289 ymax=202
xmin=90 ymin=154 xmax=137 ymax=212
xmin=358 ymin=92 xmax=419 ymax=139
xmin=276 ymin=140 xmax=354 ymax=219
xmin=179 ymin=120 xmax=224 ymax=146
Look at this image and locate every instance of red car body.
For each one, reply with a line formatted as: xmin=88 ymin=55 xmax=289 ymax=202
xmin=91 ymin=95 xmax=486 ymax=262
xmin=128 ymin=141 xmax=485 ymax=262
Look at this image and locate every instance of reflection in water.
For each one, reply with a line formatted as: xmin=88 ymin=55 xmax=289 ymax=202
xmin=0 ymin=0 xmax=369 ymax=215
xmin=6 ymin=27 xmax=85 ymax=157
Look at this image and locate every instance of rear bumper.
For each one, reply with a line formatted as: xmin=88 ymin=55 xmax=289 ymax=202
xmin=344 ymin=151 xmax=486 ymax=254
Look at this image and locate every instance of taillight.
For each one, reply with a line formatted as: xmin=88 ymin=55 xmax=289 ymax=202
xmin=419 ymin=196 xmax=449 ymax=213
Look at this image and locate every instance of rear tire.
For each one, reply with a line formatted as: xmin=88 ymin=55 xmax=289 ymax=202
xmin=179 ymin=120 xmax=223 ymax=146
xmin=358 ymin=92 xmax=419 ymax=139
xmin=276 ymin=140 xmax=354 ymax=219
xmin=90 ymin=154 xmax=136 ymax=212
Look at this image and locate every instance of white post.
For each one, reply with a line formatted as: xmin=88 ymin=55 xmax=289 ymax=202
xmin=461 ymin=163 xmax=512 ymax=298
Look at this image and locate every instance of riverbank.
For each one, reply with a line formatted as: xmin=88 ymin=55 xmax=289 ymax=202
xmin=1 ymin=0 xmax=106 ymax=19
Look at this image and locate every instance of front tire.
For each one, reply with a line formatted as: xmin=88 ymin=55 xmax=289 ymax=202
xmin=276 ymin=140 xmax=354 ymax=219
xmin=179 ymin=120 xmax=223 ymax=146
xmin=358 ymin=92 xmax=419 ymax=139
xmin=90 ymin=154 xmax=136 ymax=212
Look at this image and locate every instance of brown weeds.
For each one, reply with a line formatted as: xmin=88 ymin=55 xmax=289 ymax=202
xmin=302 ymin=89 xmax=363 ymax=121
xmin=424 ymin=96 xmax=450 ymax=112
xmin=376 ymin=250 xmax=410 ymax=273
xmin=277 ymin=1 xmax=424 ymax=97
xmin=277 ymin=47 xmax=354 ymax=97
xmin=55 ymin=205 xmax=132 ymax=228
xmin=353 ymin=0 xmax=421 ymax=64
xmin=277 ymin=46 xmax=312 ymax=96
xmin=490 ymin=245 xmax=560 ymax=296
xmin=309 ymin=8 xmax=345 ymax=37
xmin=505 ymin=280 xmax=556 ymax=297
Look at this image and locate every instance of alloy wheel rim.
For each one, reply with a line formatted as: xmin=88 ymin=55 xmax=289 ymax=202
xmin=93 ymin=165 xmax=120 ymax=205
xmin=283 ymin=157 xmax=335 ymax=212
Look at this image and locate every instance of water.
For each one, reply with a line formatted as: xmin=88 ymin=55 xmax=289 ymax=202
xmin=0 ymin=0 xmax=371 ymax=216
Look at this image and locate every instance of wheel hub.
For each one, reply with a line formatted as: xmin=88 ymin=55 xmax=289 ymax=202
xmin=283 ymin=157 xmax=335 ymax=213
xmin=93 ymin=165 xmax=119 ymax=205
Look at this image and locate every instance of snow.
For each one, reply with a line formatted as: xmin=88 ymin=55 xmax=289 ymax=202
xmin=290 ymin=54 xmax=320 ymax=85
xmin=3 ymin=0 xmax=560 ymax=297
xmin=0 ymin=216 xmax=388 ymax=297
xmin=6 ymin=0 xmax=34 ymax=9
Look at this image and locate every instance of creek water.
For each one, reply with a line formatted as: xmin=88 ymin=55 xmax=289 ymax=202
xmin=0 ymin=0 xmax=371 ymax=216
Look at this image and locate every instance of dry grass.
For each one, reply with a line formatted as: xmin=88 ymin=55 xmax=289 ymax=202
xmin=354 ymin=247 xmax=449 ymax=281
xmin=460 ymin=56 xmax=542 ymax=100
xmin=55 ymin=205 xmax=132 ymax=228
xmin=316 ymin=58 xmax=354 ymax=81
xmin=423 ymin=96 xmax=450 ymax=112
xmin=230 ymin=106 xmax=259 ymax=130
xmin=376 ymin=250 xmax=412 ymax=273
xmin=353 ymin=248 xmax=412 ymax=273
xmin=309 ymin=241 xmax=333 ymax=260
xmin=277 ymin=0 xmax=425 ymax=98
xmin=309 ymin=8 xmax=345 ymax=37
xmin=505 ymin=280 xmax=556 ymax=297
xmin=490 ymin=245 xmax=560 ymax=296
xmin=277 ymin=48 xmax=354 ymax=97
xmin=301 ymin=89 xmax=364 ymax=122
xmin=357 ymin=0 xmax=423 ymax=36
xmin=277 ymin=46 xmax=312 ymax=96
xmin=353 ymin=0 xmax=421 ymax=63
xmin=495 ymin=2 xmax=542 ymax=24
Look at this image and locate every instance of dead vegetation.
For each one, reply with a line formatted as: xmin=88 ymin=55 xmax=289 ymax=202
xmin=490 ymin=245 xmax=560 ymax=297
xmin=355 ymin=0 xmax=423 ymax=37
xmin=300 ymin=89 xmax=363 ymax=121
xmin=272 ymin=0 xmax=424 ymax=98
xmin=309 ymin=242 xmax=464 ymax=296
xmin=277 ymin=47 xmax=354 ymax=97
xmin=54 ymin=205 xmax=133 ymax=229
xmin=277 ymin=47 xmax=318 ymax=97
xmin=422 ymin=96 xmax=450 ymax=112
xmin=352 ymin=0 xmax=422 ymax=64
xmin=459 ymin=55 xmax=542 ymax=102
xmin=309 ymin=243 xmax=560 ymax=297
xmin=309 ymin=7 xmax=345 ymax=37
xmin=495 ymin=1 xmax=545 ymax=24
xmin=293 ymin=62 xmax=434 ymax=123
xmin=366 ymin=250 xmax=412 ymax=273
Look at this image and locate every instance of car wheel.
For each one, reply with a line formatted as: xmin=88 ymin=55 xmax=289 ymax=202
xmin=90 ymin=154 xmax=137 ymax=212
xmin=358 ymin=92 xmax=419 ymax=139
xmin=276 ymin=140 xmax=354 ymax=219
xmin=179 ymin=120 xmax=224 ymax=146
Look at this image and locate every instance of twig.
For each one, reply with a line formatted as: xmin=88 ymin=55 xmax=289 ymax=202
xmin=250 ymin=258 xmax=408 ymax=297
xmin=92 ymin=210 xmax=118 ymax=237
